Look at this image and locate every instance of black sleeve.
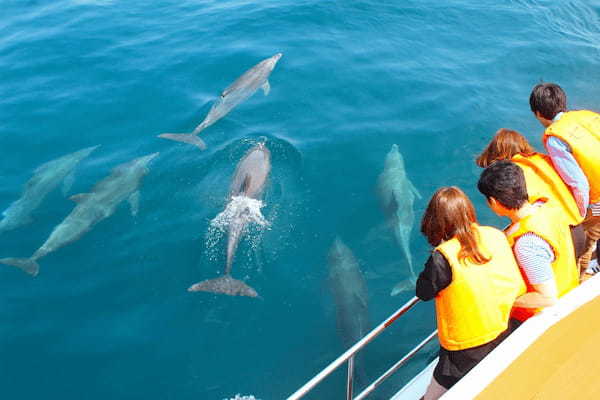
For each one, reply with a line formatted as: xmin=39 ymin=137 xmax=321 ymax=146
xmin=415 ymin=250 xmax=452 ymax=301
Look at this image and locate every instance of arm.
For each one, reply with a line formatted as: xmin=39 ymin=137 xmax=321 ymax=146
xmin=545 ymin=136 xmax=589 ymax=216
xmin=513 ymin=281 xmax=558 ymax=308
xmin=416 ymin=250 xmax=452 ymax=301
xmin=513 ymin=233 xmax=557 ymax=309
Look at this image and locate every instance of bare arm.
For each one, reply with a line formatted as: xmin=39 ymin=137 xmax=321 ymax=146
xmin=513 ymin=233 xmax=558 ymax=308
xmin=513 ymin=281 xmax=558 ymax=308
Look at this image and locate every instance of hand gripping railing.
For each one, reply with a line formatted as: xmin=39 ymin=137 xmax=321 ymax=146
xmin=287 ymin=296 xmax=438 ymax=400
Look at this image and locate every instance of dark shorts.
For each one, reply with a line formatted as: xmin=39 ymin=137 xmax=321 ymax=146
xmin=433 ymin=328 xmax=511 ymax=389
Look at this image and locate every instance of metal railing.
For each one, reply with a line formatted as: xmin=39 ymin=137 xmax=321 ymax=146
xmin=287 ymin=296 xmax=438 ymax=400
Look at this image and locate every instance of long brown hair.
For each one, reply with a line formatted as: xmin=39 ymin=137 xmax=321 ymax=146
xmin=421 ymin=187 xmax=490 ymax=265
xmin=476 ymin=128 xmax=535 ymax=168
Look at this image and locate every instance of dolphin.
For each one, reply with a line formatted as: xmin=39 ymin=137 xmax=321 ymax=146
xmin=376 ymin=144 xmax=422 ymax=296
xmin=158 ymin=53 xmax=283 ymax=150
xmin=189 ymin=143 xmax=271 ymax=297
xmin=328 ymin=238 xmax=370 ymax=348
xmin=328 ymin=237 xmax=370 ymax=382
xmin=0 ymin=152 xmax=159 ymax=276
xmin=0 ymin=145 xmax=99 ymax=233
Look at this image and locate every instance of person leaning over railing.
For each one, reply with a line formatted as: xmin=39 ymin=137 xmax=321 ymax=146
xmin=416 ymin=187 xmax=526 ymax=400
xmin=529 ymin=82 xmax=600 ymax=276
xmin=476 ymin=128 xmax=585 ymax=263
xmin=477 ymin=160 xmax=579 ymax=328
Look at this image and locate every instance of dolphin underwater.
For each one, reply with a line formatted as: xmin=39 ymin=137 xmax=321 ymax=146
xmin=328 ymin=238 xmax=370 ymax=349
xmin=188 ymin=143 xmax=271 ymax=297
xmin=158 ymin=53 xmax=283 ymax=150
xmin=0 ymin=152 xmax=159 ymax=276
xmin=0 ymin=145 xmax=99 ymax=234
xmin=376 ymin=144 xmax=422 ymax=296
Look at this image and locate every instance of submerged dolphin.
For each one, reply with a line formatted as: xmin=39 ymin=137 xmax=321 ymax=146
xmin=0 ymin=145 xmax=99 ymax=233
xmin=158 ymin=53 xmax=283 ymax=150
xmin=376 ymin=144 xmax=422 ymax=296
xmin=328 ymin=238 xmax=370 ymax=350
xmin=0 ymin=152 xmax=159 ymax=276
xmin=189 ymin=143 xmax=271 ymax=297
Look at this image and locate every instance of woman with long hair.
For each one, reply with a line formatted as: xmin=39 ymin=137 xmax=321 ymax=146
xmin=417 ymin=187 xmax=525 ymax=400
xmin=476 ymin=128 xmax=585 ymax=267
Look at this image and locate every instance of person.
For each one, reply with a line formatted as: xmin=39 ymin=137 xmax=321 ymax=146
xmin=529 ymin=83 xmax=600 ymax=274
xmin=476 ymin=128 xmax=585 ymax=260
xmin=416 ymin=187 xmax=525 ymax=400
xmin=477 ymin=160 xmax=579 ymax=326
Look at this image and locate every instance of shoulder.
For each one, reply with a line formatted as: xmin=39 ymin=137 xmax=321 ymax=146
xmin=514 ymin=233 xmax=554 ymax=261
xmin=431 ymin=249 xmax=449 ymax=266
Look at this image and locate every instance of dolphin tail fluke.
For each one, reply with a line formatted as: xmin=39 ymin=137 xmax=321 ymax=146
xmin=187 ymin=274 xmax=259 ymax=298
xmin=0 ymin=257 xmax=39 ymax=276
xmin=157 ymin=133 xmax=207 ymax=150
xmin=390 ymin=277 xmax=416 ymax=297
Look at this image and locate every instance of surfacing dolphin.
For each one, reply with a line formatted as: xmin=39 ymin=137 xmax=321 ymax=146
xmin=376 ymin=144 xmax=422 ymax=296
xmin=188 ymin=143 xmax=271 ymax=297
xmin=0 ymin=152 xmax=159 ymax=276
xmin=0 ymin=145 xmax=99 ymax=234
xmin=158 ymin=53 xmax=283 ymax=150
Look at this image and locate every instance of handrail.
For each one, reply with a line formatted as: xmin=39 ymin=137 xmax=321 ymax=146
xmin=287 ymin=296 xmax=429 ymax=400
xmin=354 ymin=329 xmax=438 ymax=400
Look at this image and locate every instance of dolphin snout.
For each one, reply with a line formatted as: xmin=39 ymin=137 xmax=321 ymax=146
xmin=273 ymin=53 xmax=283 ymax=62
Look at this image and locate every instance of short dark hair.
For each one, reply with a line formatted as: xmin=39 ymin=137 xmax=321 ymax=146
xmin=477 ymin=160 xmax=528 ymax=210
xmin=529 ymin=83 xmax=567 ymax=120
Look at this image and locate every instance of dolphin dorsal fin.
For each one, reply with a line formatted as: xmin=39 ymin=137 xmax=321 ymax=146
xmin=69 ymin=193 xmax=91 ymax=203
xmin=386 ymin=191 xmax=399 ymax=214
xmin=241 ymin=175 xmax=252 ymax=194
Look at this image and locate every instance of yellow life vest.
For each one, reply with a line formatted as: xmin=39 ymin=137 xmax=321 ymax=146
xmin=435 ymin=225 xmax=526 ymax=351
xmin=506 ymin=203 xmax=579 ymax=322
xmin=512 ymin=153 xmax=583 ymax=226
xmin=543 ymin=110 xmax=600 ymax=203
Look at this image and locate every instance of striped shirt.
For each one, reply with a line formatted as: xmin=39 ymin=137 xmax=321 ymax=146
xmin=513 ymin=232 xmax=555 ymax=285
xmin=546 ymin=112 xmax=600 ymax=216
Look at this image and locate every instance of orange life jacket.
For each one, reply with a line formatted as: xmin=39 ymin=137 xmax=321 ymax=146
xmin=543 ymin=110 xmax=600 ymax=204
xmin=435 ymin=225 xmax=526 ymax=351
xmin=506 ymin=203 xmax=579 ymax=322
xmin=512 ymin=153 xmax=583 ymax=226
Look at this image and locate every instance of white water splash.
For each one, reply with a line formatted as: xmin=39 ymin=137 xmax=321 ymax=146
xmin=210 ymin=196 xmax=269 ymax=231
xmin=205 ymin=196 xmax=270 ymax=266
xmin=223 ymin=395 xmax=261 ymax=400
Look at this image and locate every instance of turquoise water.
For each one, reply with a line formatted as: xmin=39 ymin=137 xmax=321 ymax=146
xmin=1 ymin=1 xmax=599 ymax=399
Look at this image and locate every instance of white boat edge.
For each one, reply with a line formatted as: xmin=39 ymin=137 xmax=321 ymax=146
xmin=390 ymin=272 xmax=600 ymax=399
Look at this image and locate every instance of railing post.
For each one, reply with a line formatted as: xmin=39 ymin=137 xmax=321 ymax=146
xmin=346 ymin=356 xmax=354 ymax=400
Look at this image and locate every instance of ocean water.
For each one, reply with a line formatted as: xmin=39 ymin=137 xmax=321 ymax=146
xmin=1 ymin=1 xmax=599 ymax=399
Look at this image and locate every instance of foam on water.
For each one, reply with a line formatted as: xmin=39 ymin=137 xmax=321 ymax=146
xmin=223 ymin=395 xmax=261 ymax=400
xmin=205 ymin=195 xmax=270 ymax=269
xmin=210 ymin=196 xmax=270 ymax=232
